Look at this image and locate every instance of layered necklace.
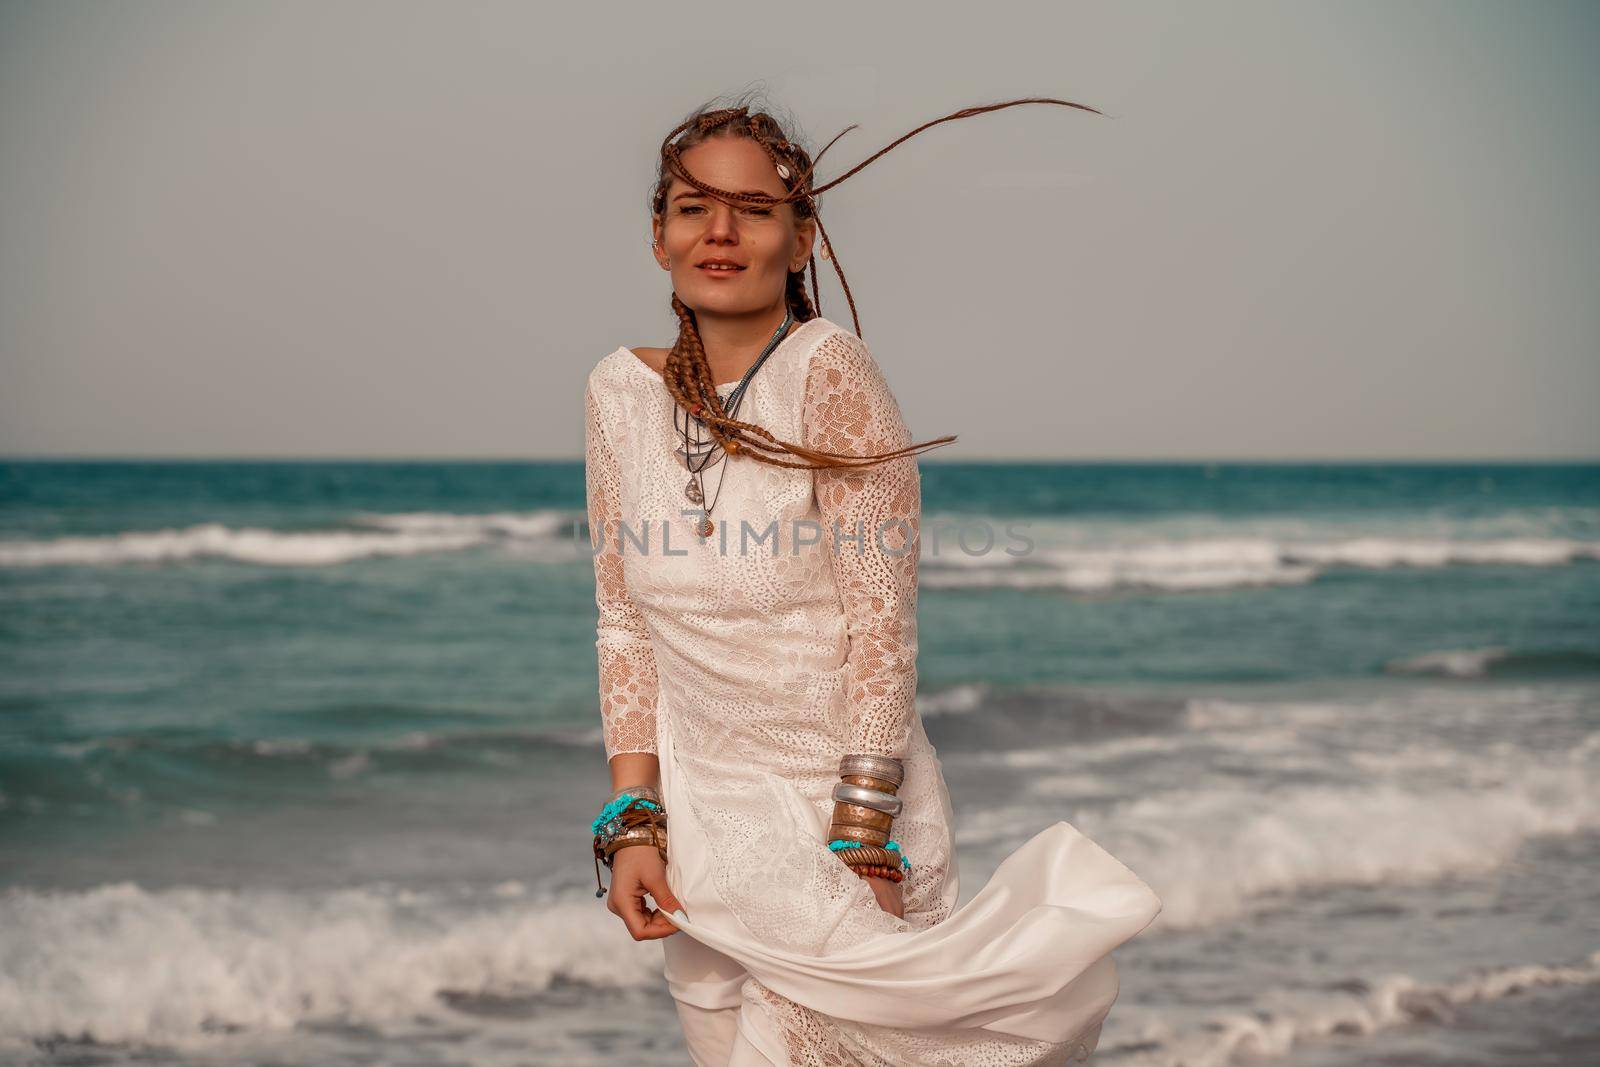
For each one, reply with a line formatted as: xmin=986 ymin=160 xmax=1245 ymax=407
xmin=675 ymin=309 xmax=795 ymax=538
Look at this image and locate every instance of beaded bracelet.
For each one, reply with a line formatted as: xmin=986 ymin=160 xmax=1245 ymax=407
xmin=591 ymin=792 xmax=662 ymax=838
xmin=592 ymin=793 xmax=668 ymax=897
xmin=828 ymin=838 xmax=912 ymax=874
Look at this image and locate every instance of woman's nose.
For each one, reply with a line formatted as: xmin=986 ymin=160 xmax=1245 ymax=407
xmin=704 ymin=203 xmax=739 ymax=241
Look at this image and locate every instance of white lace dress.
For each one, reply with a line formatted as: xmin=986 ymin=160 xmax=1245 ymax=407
xmin=584 ymin=316 xmax=1162 ymax=1066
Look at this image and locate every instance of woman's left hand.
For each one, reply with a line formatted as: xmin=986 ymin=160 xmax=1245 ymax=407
xmin=863 ymin=874 xmax=904 ymax=918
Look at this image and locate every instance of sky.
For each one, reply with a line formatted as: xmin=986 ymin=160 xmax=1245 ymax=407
xmin=1 ymin=0 xmax=1595 ymax=461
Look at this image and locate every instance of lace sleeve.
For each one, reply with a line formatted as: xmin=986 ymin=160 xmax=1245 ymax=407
xmin=584 ymin=378 xmax=659 ymax=760
xmin=803 ymin=331 xmax=922 ymax=761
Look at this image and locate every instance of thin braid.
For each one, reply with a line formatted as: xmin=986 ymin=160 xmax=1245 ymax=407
xmin=808 ymin=210 xmax=859 ymax=342
xmin=804 ymin=97 xmax=1104 ymax=199
xmin=649 ymin=95 xmax=1103 ymax=471
xmin=786 ymin=269 xmax=816 ymax=324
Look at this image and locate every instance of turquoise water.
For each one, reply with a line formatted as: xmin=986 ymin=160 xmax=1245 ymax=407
xmin=2 ymin=459 xmax=1598 ymax=1064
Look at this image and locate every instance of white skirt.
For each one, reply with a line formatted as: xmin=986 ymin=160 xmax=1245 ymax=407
xmin=654 ymin=690 xmax=1165 ymax=1065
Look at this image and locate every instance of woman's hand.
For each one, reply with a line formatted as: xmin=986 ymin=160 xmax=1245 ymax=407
xmin=862 ymin=874 xmax=904 ymax=918
xmin=606 ymin=843 xmax=683 ymax=940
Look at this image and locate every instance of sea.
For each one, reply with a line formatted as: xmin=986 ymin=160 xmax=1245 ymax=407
xmin=2 ymin=459 xmax=1597 ymax=1066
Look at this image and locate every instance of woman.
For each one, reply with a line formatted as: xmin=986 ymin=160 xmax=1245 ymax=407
xmin=585 ymin=96 xmax=1162 ymax=1066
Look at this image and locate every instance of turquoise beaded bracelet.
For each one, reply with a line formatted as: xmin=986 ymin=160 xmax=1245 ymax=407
xmin=827 ymin=838 xmax=912 ymax=873
xmin=591 ymin=793 xmax=661 ymax=837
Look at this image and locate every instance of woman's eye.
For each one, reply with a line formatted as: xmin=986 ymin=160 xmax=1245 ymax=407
xmin=677 ymin=204 xmax=770 ymax=217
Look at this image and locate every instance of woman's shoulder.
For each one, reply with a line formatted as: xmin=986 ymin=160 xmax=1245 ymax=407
xmin=586 ymin=345 xmax=653 ymax=397
xmin=801 ymin=317 xmax=892 ymax=392
xmin=623 ymin=346 xmax=670 ymax=374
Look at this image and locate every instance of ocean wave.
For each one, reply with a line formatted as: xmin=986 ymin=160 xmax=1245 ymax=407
xmin=0 ymin=511 xmax=574 ymax=568
xmin=1 ymin=721 xmax=604 ymax=814
xmin=961 ymin=752 xmax=1599 ymax=930
xmin=920 ymin=534 xmax=1600 ymax=593
xmin=5 ymin=508 xmax=1597 ymax=580
xmin=0 ymin=882 xmax=663 ymax=1049
xmin=956 ymin=690 xmax=1600 ymax=930
xmin=1386 ymin=646 xmax=1600 ymax=679
xmin=916 ymin=683 xmax=990 ymax=717
xmin=4 ymin=868 xmax=1596 ymax=1055
xmin=1107 ymin=950 xmax=1600 ymax=1067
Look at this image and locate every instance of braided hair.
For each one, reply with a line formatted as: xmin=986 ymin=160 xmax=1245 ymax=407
xmin=648 ymin=93 xmax=1103 ymax=471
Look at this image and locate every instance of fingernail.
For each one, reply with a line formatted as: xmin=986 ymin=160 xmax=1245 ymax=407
xmin=671 ymin=908 xmax=689 ymax=924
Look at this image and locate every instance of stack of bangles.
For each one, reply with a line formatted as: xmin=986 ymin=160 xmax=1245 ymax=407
xmin=828 ymin=754 xmax=913 ymax=884
xmin=590 ymin=784 xmax=668 ymax=897
xmin=589 ymin=755 xmax=912 ymax=899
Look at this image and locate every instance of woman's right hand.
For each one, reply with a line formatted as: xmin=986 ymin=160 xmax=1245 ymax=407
xmin=862 ymin=873 xmax=905 ymax=918
xmin=606 ymin=844 xmax=683 ymax=940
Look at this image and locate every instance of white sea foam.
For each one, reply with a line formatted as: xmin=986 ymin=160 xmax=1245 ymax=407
xmin=0 ymin=511 xmax=573 ymax=567
xmin=963 ymin=764 xmax=1600 ymax=933
xmin=959 ymin=691 xmax=1600 ymax=930
xmin=349 ymin=510 xmax=571 ymax=539
xmin=920 ymin=534 xmax=1600 ymax=593
xmin=1386 ymin=646 xmax=1513 ymax=678
xmin=1096 ymin=767 xmax=1597 ymax=929
xmin=917 ymin=683 xmax=989 ymax=716
xmin=1112 ymin=950 xmax=1600 ymax=1067
xmin=0 ymin=881 xmax=662 ymax=1049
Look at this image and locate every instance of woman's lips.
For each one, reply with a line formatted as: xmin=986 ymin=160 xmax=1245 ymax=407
xmin=697 ymin=264 xmax=746 ymax=278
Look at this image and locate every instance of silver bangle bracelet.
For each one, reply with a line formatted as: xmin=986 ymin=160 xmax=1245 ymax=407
xmin=832 ymin=781 xmax=903 ymax=817
xmin=609 ymin=784 xmax=662 ymax=805
xmin=839 ymin=754 xmax=904 ymax=787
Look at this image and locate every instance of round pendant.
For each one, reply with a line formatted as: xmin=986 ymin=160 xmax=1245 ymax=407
xmin=697 ymin=517 xmax=714 ymax=538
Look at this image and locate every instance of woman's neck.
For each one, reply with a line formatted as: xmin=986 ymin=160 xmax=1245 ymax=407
xmin=695 ymin=305 xmax=794 ymax=381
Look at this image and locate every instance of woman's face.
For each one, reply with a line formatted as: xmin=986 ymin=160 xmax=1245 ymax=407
xmin=652 ymin=135 xmax=815 ymax=316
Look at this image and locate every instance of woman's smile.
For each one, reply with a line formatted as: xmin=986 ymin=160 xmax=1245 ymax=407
xmin=696 ymin=258 xmax=747 ymax=277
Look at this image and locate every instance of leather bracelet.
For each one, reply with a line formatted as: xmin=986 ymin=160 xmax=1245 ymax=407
xmin=603 ymin=825 xmax=668 ymax=865
xmin=595 ymin=804 xmax=667 ymax=857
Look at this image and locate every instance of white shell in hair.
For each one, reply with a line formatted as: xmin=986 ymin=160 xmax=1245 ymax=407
xmin=776 ymin=163 xmax=791 ymax=180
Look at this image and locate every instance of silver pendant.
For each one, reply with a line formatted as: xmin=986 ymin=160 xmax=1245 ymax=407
xmin=684 ymin=477 xmax=703 ymax=505
xmin=675 ymin=444 xmax=725 ymax=472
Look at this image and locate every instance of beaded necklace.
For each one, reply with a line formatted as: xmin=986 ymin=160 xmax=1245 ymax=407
xmin=673 ymin=308 xmax=795 ymax=537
